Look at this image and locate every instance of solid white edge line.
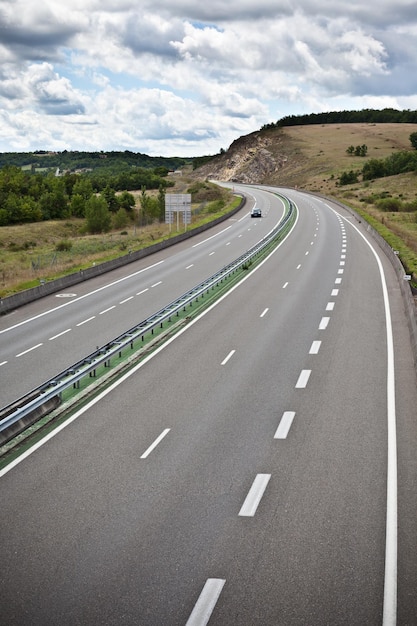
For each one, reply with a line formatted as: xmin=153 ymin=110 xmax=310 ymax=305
xmin=274 ymin=411 xmax=296 ymax=439
xmin=186 ymin=578 xmax=226 ymax=626
xmin=239 ymin=474 xmax=271 ymax=516
xmin=0 ymin=204 xmax=299 ymax=478
xmin=329 ymin=207 xmax=397 ymax=626
xmin=140 ymin=428 xmax=170 ymax=459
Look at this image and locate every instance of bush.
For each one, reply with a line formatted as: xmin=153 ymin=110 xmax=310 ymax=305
xmin=55 ymin=240 xmax=73 ymax=251
xmin=375 ymin=198 xmax=402 ymax=212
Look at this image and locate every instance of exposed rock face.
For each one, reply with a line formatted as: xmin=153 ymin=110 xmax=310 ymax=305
xmin=195 ymin=130 xmax=288 ymax=184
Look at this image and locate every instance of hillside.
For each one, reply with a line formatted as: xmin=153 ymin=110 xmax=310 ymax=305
xmin=192 ymin=122 xmax=417 ymax=286
xmin=194 ymin=123 xmax=417 ymax=191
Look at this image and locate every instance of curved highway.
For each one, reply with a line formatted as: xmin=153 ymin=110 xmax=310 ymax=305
xmin=1 ymin=186 xmax=416 ymax=625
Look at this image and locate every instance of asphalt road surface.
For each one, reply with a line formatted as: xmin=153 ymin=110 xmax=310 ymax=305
xmin=1 ymin=186 xmax=416 ymax=625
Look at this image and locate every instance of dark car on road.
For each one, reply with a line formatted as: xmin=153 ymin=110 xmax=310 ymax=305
xmin=251 ymin=207 xmax=262 ymax=218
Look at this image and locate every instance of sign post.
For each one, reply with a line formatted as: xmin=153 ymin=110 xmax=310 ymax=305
xmin=165 ymin=194 xmax=192 ymax=232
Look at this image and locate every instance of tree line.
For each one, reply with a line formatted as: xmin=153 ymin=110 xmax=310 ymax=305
xmin=262 ymin=108 xmax=417 ymax=129
xmin=0 ymin=165 xmax=173 ymax=227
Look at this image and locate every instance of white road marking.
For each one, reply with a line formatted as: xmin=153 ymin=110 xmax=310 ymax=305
xmin=335 ymin=278 xmax=342 ymax=284
xmin=49 ymin=329 xmax=71 ymax=341
xmin=119 ymin=296 xmax=134 ymax=304
xmin=186 ymin=264 xmax=194 ymax=269
xmin=283 ymin=282 xmax=288 ymax=288
xmin=186 ymin=579 xmax=226 ymax=626
xmin=140 ymin=428 xmax=170 ymax=459
xmin=136 ymin=288 xmax=149 ymax=295
xmin=239 ymin=474 xmax=271 ymax=516
xmin=326 ymin=302 xmax=335 ymax=311
xmin=297 ymin=264 xmax=301 ymax=269
xmin=76 ymin=316 xmax=95 ymax=326
xmin=209 ymin=251 xmax=215 ymax=255
xmin=151 ymin=281 xmax=162 ymax=288
xmin=0 ymin=260 xmax=165 ymax=335
xmin=305 ymin=250 xmax=309 ymax=256
xmin=274 ymin=411 xmax=296 ymax=439
xmin=328 ymin=205 xmax=398 ymax=625
xmin=260 ymin=308 xmax=269 ymax=318
xmin=192 ymin=224 xmax=233 ymax=248
xmin=0 ymin=209 xmax=298 ymax=477
xmin=16 ymin=343 xmax=43 ymax=357
xmin=309 ymin=340 xmax=321 ymax=354
xmin=338 ymin=269 xmax=344 ymax=274
xmin=319 ymin=317 xmax=330 ymax=330
xmin=100 ymin=306 xmax=116 ymax=314
xmin=0 ymin=360 xmax=8 ymax=367
xmin=331 ymin=289 xmax=339 ymax=296
xmin=221 ymin=350 xmax=235 ymax=365
xmin=295 ymin=369 xmax=311 ymax=388
xmin=340 ymin=261 xmax=345 ymax=266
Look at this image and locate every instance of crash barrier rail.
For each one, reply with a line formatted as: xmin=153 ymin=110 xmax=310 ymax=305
xmin=0 ymin=195 xmax=296 ymax=446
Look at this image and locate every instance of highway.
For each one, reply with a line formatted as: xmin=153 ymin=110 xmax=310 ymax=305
xmin=1 ymin=186 xmax=417 ymax=625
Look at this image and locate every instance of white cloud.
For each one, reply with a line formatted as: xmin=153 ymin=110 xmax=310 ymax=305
xmin=0 ymin=1 xmax=416 ymax=156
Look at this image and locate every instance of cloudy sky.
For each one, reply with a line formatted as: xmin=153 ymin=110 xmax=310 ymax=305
xmin=0 ymin=1 xmax=416 ymax=157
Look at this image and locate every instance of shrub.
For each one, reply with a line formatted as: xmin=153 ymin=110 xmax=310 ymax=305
xmin=55 ymin=240 xmax=73 ymax=252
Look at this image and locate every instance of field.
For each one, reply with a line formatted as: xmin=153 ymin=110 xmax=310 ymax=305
xmin=0 ymin=181 xmax=236 ymax=298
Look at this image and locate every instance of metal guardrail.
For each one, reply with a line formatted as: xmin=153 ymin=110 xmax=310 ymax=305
xmin=0 ymin=197 xmax=295 ymax=442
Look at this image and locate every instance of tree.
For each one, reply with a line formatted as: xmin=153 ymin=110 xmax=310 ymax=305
xmin=410 ymin=132 xmax=417 ymax=150
xmin=85 ymin=195 xmax=111 ymax=233
xmin=117 ymin=190 xmax=135 ymax=212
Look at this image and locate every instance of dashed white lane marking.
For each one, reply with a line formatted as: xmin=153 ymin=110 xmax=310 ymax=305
xmin=49 ymin=329 xmax=71 ymax=341
xmin=274 ymin=411 xmax=296 ymax=439
xmin=76 ymin=316 xmax=95 ymax=326
xmin=319 ymin=317 xmax=330 ymax=330
xmin=151 ymin=281 xmax=162 ymax=288
xmin=326 ymin=302 xmax=335 ymax=311
xmin=136 ymin=288 xmax=149 ymax=295
xmin=283 ymin=282 xmax=288 ymax=288
xmin=140 ymin=428 xmax=170 ymax=459
xmin=221 ymin=350 xmax=235 ymax=365
xmin=338 ymin=269 xmax=344 ymax=274
xmin=260 ymin=308 xmax=269 ymax=318
xmin=100 ymin=306 xmax=116 ymax=315
xmin=16 ymin=343 xmax=43 ymax=357
xmin=186 ymin=578 xmax=226 ymax=626
xmin=120 ymin=296 xmax=134 ymax=304
xmin=305 ymin=251 xmax=309 ymax=256
xmin=331 ymin=289 xmax=339 ymax=296
xmin=186 ymin=264 xmax=194 ymax=269
xmin=192 ymin=224 xmax=233 ymax=248
xmin=309 ymin=340 xmax=321 ymax=354
xmin=295 ymin=369 xmax=311 ymax=388
xmin=297 ymin=264 xmax=301 ymax=270
xmin=209 ymin=251 xmax=215 ymax=256
xmin=239 ymin=474 xmax=271 ymax=517
xmin=335 ymin=278 xmax=342 ymax=284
